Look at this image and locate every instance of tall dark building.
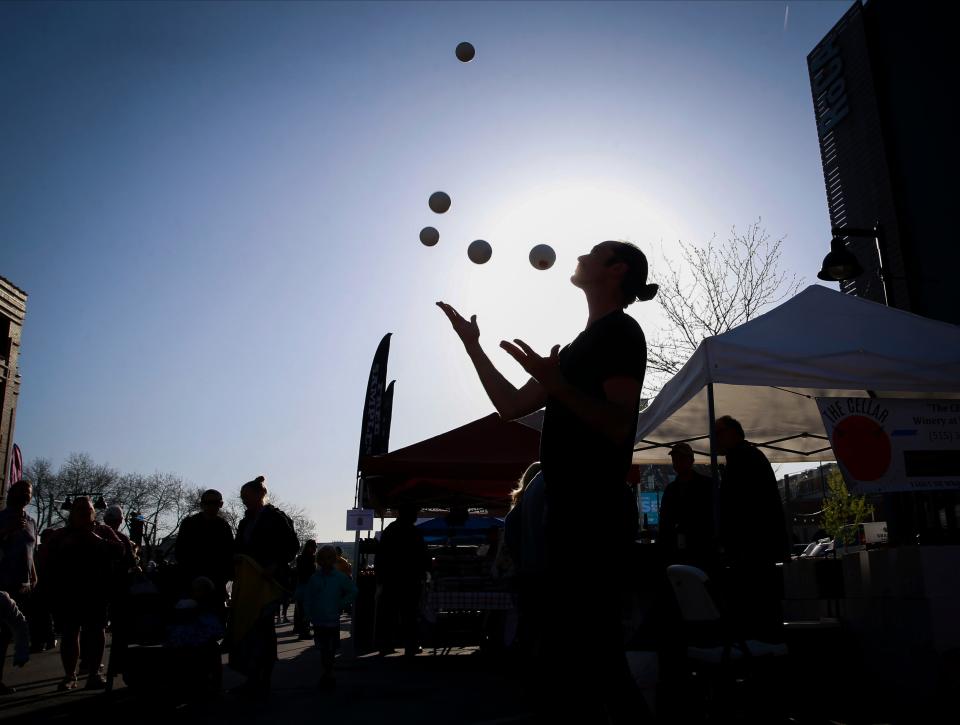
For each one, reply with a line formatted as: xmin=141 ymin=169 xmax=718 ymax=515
xmin=0 ymin=276 xmax=27 ymax=506
xmin=808 ymin=0 xmax=957 ymax=323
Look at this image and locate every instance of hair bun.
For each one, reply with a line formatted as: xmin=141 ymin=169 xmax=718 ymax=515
xmin=254 ymin=475 xmax=265 ymax=484
xmin=637 ymin=283 xmax=659 ymax=302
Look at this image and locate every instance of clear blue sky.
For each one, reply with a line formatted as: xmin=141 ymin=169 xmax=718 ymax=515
xmin=1 ymin=1 xmax=848 ymax=539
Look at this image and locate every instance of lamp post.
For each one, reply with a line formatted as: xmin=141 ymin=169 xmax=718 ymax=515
xmin=57 ymin=493 xmax=108 ymax=512
xmin=817 ymin=225 xmax=920 ymax=545
xmin=817 ymin=224 xmax=892 ymax=306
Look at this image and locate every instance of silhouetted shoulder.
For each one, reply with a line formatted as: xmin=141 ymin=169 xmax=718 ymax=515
xmin=610 ymin=310 xmax=646 ymax=339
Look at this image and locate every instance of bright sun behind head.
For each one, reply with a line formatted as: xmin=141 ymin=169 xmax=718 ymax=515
xmin=447 ymin=175 xmax=684 ymax=355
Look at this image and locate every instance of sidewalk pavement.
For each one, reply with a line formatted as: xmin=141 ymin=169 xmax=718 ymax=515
xmin=1 ymin=616 xmax=534 ymax=725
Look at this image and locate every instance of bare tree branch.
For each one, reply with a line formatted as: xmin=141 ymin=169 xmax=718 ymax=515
xmin=647 ymin=220 xmax=802 ymax=393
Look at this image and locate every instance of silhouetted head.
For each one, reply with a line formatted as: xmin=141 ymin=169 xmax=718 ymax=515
xmin=5 ymin=480 xmax=32 ymax=510
xmin=335 ymin=546 xmax=343 ymax=556
xmin=511 ymin=461 xmax=542 ymax=509
xmin=304 ymin=539 xmax=318 ymax=556
xmin=571 ymin=241 xmax=658 ymax=308
xmin=70 ymin=496 xmax=96 ymax=529
xmin=240 ymin=476 xmax=267 ymax=511
xmin=715 ymin=416 xmax=746 ymax=456
xmin=397 ymin=505 xmax=419 ymax=525
xmin=199 ymin=489 xmax=224 ymax=518
xmin=317 ymin=544 xmax=337 ymax=570
xmin=669 ymin=443 xmax=695 ymax=478
xmin=104 ymin=505 xmax=124 ymax=530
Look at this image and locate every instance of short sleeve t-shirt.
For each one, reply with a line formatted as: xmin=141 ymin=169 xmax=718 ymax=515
xmin=539 ymin=310 xmax=647 ymax=517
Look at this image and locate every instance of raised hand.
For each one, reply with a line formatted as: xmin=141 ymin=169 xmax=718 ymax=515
xmin=436 ymin=301 xmax=480 ymax=349
xmin=499 ymin=339 xmax=564 ymax=393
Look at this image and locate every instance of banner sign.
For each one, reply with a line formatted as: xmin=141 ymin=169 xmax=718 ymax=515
xmin=640 ymin=492 xmax=660 ymax=526
xmin=357 ymin=334 xmax=392 ymax=467
xmin=346 ymin=508 xmax=376 ymax=532
xmin=374 ymin=380 xmax=395 ymax=458
xmin=816 ymin=397 xmax=960 ymax=493
xmin=9 ymin=443 xmax=23 ymax=485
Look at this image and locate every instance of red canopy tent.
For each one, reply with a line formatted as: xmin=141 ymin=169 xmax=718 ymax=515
xmin=360 ymin=413 xmax=543 ymax=515
xmin=360 ymin=411 xmax=644 ymax=515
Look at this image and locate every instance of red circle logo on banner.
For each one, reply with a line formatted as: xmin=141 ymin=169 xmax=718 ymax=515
xmin=832 ymin=415 xmax=892 ymax=481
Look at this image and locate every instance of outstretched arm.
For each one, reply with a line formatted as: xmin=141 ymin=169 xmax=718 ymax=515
xmin=500 ymin=339 xmax=640 ymax=445
xmin=436 ymin=302 xmax=547 ymax=420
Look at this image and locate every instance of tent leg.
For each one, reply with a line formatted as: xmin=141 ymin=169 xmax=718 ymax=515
xmin=707 ymin=383 xmax=721 ymax=540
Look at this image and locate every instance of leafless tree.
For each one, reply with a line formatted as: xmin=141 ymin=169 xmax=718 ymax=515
xmin=25 ymin=452 xmax=317 ymax=545
xmin=57 ymin=452 xmax=118 ymax=500
xmin=23 ymin=457 xmax=59 ymax=530
xmin=647 ymin=219 xmax=802 ymax=390
xmin=28 ymin=453 xmax=120 ymax=528
xmin=271 ymin=498 xmax=317 ymax=543
xmin=219 ymin=496 xmax=246 ymax=531
xmin=110 ymin=471 xmax=190 ymax=544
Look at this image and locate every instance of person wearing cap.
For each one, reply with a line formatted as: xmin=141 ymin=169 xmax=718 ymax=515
xmin=438 ymin=240 xmax=657 ymax=723
xmin=658 ymin=443 xmax=716 ymax=573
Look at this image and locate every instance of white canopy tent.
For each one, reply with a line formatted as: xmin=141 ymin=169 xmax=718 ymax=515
xmin=633 ymin=285 xmax=960 ymax=464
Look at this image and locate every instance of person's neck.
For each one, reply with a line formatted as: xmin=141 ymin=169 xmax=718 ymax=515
xmin=677 ymin=470 xmax=694 ymax=482
xmin=585 ymin=290 xmax=622 ymax=327
xmin=247 ymin=503 xmax=264 ymax=515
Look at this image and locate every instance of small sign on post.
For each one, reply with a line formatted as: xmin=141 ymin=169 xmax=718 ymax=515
xmin=346 ymin=508 xmax=375 ymax=532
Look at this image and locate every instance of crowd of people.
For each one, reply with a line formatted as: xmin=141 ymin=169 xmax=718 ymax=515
xmin=1 ymin=239 xmax=789 ymax=722
xmin=0 ymin=474 xmax=359 ymax=700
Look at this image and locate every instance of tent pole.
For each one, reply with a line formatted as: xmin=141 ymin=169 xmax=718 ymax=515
xmin=347 ymin=474 xmax=364 ymax=658
xmin=352 ymin=474 xmax=364 ymax=581
xmin=707 ymin=383 xmax=721 ymax=540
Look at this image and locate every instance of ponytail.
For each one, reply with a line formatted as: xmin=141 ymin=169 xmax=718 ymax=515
xmin=606 ymin=241 xmax=658 ymax=307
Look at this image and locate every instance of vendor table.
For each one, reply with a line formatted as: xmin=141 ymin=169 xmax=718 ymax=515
xmin=424 ymin=590 xmax=516 ymax=655
xmin=427 ymin=591 xmax=515 ymax=612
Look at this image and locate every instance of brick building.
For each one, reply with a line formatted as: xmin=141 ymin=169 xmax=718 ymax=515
xmin=0 ymin=276 xmax=27 ymax=506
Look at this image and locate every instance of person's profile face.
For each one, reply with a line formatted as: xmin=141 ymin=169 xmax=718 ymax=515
xmin=715 ymin=423 xmax=737 ymax=455
xmin=572 ymin=242 xmax=621 ymax=289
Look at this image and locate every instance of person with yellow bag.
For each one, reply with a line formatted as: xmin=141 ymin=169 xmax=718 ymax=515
xmin=227 ymin=476 xmax=299 ymax=699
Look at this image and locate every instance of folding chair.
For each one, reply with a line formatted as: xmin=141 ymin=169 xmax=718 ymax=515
xmin=666 ymin=564 xmax=788 ymax=721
